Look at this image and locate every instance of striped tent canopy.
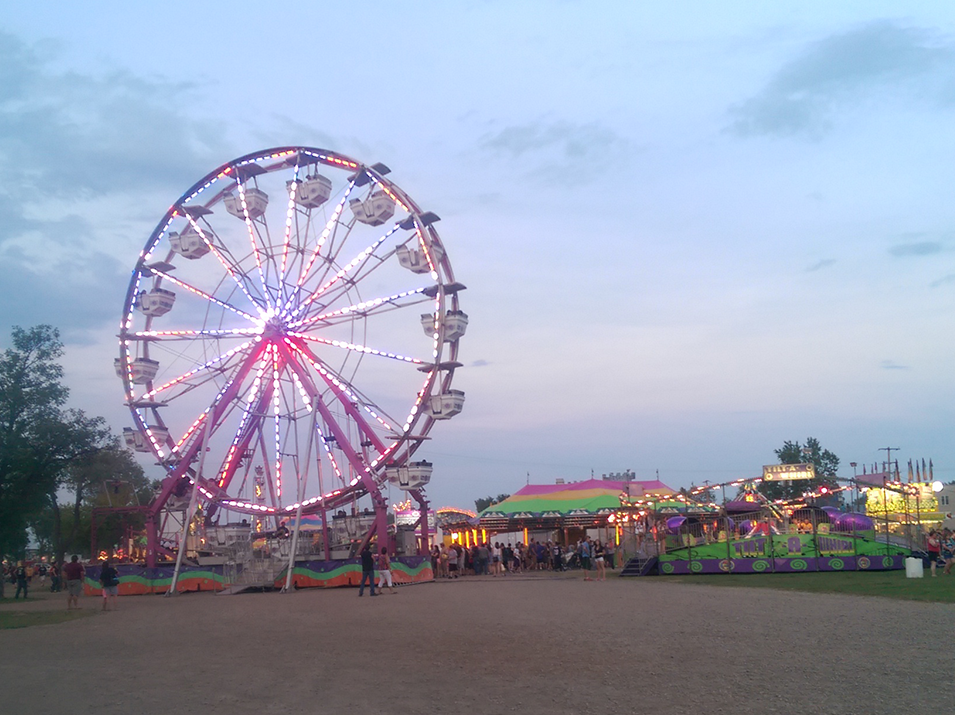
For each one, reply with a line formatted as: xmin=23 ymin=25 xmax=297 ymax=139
xmin=479 ymin=478 xmax=677 ymax=529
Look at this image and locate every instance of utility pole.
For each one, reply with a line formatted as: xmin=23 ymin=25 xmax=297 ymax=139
xmin=879 ymin=447 xmax=900 ymax=476
xmin=878 ymin=448 xmax=899 ymax=554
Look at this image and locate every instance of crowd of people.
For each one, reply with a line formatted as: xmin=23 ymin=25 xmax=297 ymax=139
xmin=429 ymin=536 xmax=616 ymax=581
xmin=3 ymin=556 xmax=119 ymax=610
xmin=3 ymin=560 xmax=57 ymax=598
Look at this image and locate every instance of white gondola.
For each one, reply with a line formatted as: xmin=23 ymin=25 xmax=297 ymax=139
xmin=420 ymin=311 xmax=468 ymax=341
xmin=114 ymin=357 xmax=160 ymax=384
xmin=288 ymin=175 xmax=332 ymax=209
xmin=123 ymin=427 xmax=150 ymax=453
xmin=168 ymin=225 xmax=210 ymax=259
xmin=396 ymin=241 xmax=444 ymax=274
xmin=424 ymin=390 xmax=465 ymax=420
xmin=443 ymin=311 xmax=468 ymax=341
xmin=385 ymin=460 xmax=433 ymax=491
xmin=137 ymin=288 xmax=176 ymax=317
xmin=223 ymin=188 xmax=269 ymax=220
xmin=420 ymin=313 xmax=437 ymax=337
xmin=396 ymin=245 xmax=430 ymax=274
xmin=349 ymin=188 xmax=395 ymax=226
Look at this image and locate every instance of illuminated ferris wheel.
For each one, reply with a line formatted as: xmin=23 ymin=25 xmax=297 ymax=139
xmin=117 ymin=147 xmax=466 ymax=556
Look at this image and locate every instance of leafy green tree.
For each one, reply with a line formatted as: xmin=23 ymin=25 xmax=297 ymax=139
xmin=474 ymin=493 xmax=511 ymax=512
xmin=0 ymin=326 xmax=69 ymax=564
xmin=32 ymin=443 xmax=151 ymax=563
xmin=759 ymin=437 xmax=840 ymax=503
xmin=0 ymin=326 xmax=117 ymax=596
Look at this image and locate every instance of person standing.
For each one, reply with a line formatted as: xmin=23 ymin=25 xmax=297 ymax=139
xmin=49 ymin=562 xmax=61 ymax=593
xmin=63 ymin=556 xmax=86 ymax=610
xmin=376 ymin=546 xmax=397 ymax=594
xmin=99 ymin=559 xmax=119 ymax=611
xmin=447 ymin=543 xmax=458 ymax=578
xmin=475 ymin=542 xmax=489 ymax=576
xmin=593 ymin=539 xmax=606 ymax=581
xmin=943 ymin=530 xmax=955 ymax=576
xmin=604 ymin=538 xmax=616 ymax=570
xmin=580 ymin=537 xmax=592 ymax=580
xmin=14 ymin=561 xmax=28 ymax=599
xmin=358 ymin=545 xmax=377 ymax=596
xmin=927 ymin=530 xmax=942 ymax=577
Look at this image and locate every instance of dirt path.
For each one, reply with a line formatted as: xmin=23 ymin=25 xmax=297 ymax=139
xmin=2 ymin=573 xmax=952 ymax=714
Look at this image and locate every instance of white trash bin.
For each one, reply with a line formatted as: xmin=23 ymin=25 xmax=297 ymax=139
xmin=905 ymin=556 xmax=924 ymax=578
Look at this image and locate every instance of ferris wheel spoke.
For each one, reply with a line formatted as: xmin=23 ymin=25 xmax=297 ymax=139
xmin=180 ymin=212 xmax=265 ymax=311
xmin=292 ymin=178 xmax=358 ymax=297
xmin=234 ymin=180 xmax=275 ymax=312
xmin=136 ymin=339 xmax=256 ymax=401
xmin=281 ymin=339 xmax=393 ymax=453
xmin=286 ymin=223 xmax=404 ymax=323
xmin=130 ymin=329 xmax=261 ymax=340
xmin=277 ymin=164 xmax=303 ymax=306
xmin=287 ymin=287 xmax=428 ymax=331
xmin=145 ymin=267 xmax=260 ymax=323
xmin=274 ymin=347 xmax=372 ymax=489
xmin=215 ymin=345 xmax=276 ymax=490
xmin=286 ymin=331 xmax=426 ymax=365
xmin=165 ymin=358 xmax=253 ymax=459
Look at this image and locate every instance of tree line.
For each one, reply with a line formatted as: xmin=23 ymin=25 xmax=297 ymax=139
xmin=0 ymin=326 xmax=155 ymax=579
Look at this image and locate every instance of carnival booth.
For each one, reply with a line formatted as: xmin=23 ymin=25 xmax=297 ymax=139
xmin=479 ymin=477 xmax=678 ymax=548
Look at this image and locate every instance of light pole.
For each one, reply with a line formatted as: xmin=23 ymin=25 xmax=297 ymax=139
xmin=850 ymin=462 xmax=858 ymax=515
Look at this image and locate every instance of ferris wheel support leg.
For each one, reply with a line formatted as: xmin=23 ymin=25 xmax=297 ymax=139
xmin=145 ymin=513 xmax=159 ymax=569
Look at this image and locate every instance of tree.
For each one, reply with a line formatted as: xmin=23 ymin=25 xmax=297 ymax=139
xmin=0 ymin=326 xmax=69 ymax=563
xmin=758 ymin=437 xmax=840 ymax=503
xmin=32 ymin=442 xmax=150 ymax=564
xmin=0 ymin=326 xmax=117 ymax=582
xmin=474 ymin=493 xmax=511 ymax=513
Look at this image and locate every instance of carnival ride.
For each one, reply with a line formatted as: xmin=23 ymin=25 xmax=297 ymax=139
xmin=619 ymin=476 xmax=926 ymax=576
xmin=116 ymin=147 xmax=466 ymax=589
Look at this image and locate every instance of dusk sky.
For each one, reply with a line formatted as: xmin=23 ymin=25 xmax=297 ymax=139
xmin=3 ymin=3 xmax=954 ymax=511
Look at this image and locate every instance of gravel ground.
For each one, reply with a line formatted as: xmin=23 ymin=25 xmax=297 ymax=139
xmin=2 ymin=572 xmax=953 ymax=714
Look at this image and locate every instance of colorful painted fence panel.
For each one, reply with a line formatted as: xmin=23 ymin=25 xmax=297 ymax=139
xmin=274 ymin=556 xmax=433 ymax=589
xmin=82 ymin=556 xmax=433 ymax=595
xmin=658 ymin=533 xmax=909 ymax=575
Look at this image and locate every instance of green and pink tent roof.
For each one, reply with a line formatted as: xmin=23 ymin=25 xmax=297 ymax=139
xmin=479 ymin=478 xmax=677 ymax=520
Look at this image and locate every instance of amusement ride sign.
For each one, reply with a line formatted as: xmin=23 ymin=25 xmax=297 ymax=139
xmin=762 ymin=463 xmax=816 ymax=481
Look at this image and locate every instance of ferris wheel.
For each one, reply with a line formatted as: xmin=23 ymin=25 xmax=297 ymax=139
xmin=117 ymin=147 xmax=466 ymax=559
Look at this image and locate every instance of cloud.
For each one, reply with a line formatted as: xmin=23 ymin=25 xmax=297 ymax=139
xmin=470 ymin=359 xmax=490 ymax=368
xmin=881 ymin=360 xmax=910 ymax=370
xmin=930 ymin=274 xmax=955 ymax=288
xmin=0 ymin=31 xmax=232 ymax=335
xmin=728 ymin=21 xmax=955 ymax=138
xmin=806 ymin=258 xmax=836 ymax=272
xmin=889 ymin=241 xmax=943 ymax=257
xmin=478 ymin=118 xmax=628 ymax=182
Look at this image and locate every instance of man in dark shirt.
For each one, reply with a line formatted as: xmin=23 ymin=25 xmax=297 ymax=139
xmin=14 ymin=562 xmax=28 ymax=599
xmin=358 ymin=545 xmax=377 ymax=597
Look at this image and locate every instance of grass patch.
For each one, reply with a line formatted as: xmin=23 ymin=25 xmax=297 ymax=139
xmin=664 ymin=570 xmax=955 ymax=603
xmin=0 ymin=609 xmax=95 ymax=629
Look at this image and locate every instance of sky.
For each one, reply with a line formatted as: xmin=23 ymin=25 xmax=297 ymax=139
xmin=2 ymin=2 xmax=954 ymax=512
